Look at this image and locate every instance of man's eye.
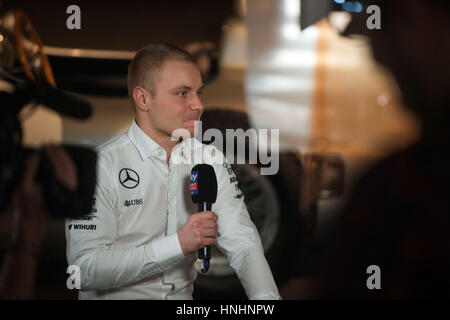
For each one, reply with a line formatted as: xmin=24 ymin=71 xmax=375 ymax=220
xmin=197 ymin=90 xmax=203 ymax=96
xmin=176 ymin=91 xmax=186 ymax=97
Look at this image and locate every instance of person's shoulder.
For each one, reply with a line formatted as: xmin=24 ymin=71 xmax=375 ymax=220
xmin=96 ymin=132 xmax=131 ymax=156
xmin=95 ymin=133 xmax=134 ymax=169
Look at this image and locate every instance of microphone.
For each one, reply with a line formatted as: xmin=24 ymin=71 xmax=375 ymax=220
xmin=190 ymin=164 xmax=218 ymax=273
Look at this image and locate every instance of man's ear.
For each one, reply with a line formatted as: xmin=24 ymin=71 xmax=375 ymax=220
xmin=132 ymin=86 xmax=152 ymax=112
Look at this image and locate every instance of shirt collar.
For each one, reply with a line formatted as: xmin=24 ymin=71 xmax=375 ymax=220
xmin=127 ymin=119 xmax=162 ymax=161
xmin=126 ymin=119 xmax=196 ymax=162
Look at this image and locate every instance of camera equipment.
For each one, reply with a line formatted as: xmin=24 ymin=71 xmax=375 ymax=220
xmin=0 ymin=10 xmax=96 ymax=218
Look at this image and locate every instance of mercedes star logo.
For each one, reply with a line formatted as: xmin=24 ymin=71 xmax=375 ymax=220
xmin=119 ymin=168 xmax=140 ymax=189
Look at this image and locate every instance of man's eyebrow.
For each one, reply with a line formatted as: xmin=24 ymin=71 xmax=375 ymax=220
xmin=171 ymin=85 xmax=204 ymax=91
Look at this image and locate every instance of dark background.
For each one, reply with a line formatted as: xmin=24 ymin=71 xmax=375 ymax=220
xmin=1 ymin=0 xmax=234 ymax=50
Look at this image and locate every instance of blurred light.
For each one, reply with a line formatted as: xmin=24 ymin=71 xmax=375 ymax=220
xmin=266 ymin=48 xmax=316 ymax=69
xmin=247 ymin=96 xmax=311 ymax=134
xmin=334 ymin=0 xmax=346 ymax=4
xmin=282 ymin=23 xmax=300 ymax=40
xmin=281 ymin=0 xmax=301 ymax=40
xmin=247 ymin=74 xmax=313 ymax=93
xmin=33 ymin=59 xmax=41 ymax=69
xmin=44 ymin=47 xmax=135 ymax=59
xmin=71 ymin=49 xmax=82 ymax=57
xmin=342 ymin=1 xmax=363 ymax=13
xmin=0 ymin=34 xmax=3 ymax=42
xmin=283 ymin=0 xmax=300 ymax=19
xmin=377 ymin=93 xmax=391 ymax=107
xmin=0 ymin=79 xmax=15 ymax=93
xmin=238 ymin=0 xmax=247 ymax=17
xmin=328 ymin=11 xmax=352 ymax=33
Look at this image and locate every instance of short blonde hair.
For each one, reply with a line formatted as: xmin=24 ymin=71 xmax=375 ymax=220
xmin=127 ymin=42 xmax=196 ymax=100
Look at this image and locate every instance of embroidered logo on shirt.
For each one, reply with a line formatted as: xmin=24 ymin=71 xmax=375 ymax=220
xmin=71 ymin=215 xmax=95 ymax=222
xmin=124 ymin=199 xmax=143 ymax=207
xmin=89 ymin=197 xmax=97 ymax=213
xmin=68 ymin=224 xmax=96 ymax=231
xmin=223 ymin=163 xmax=243 ymax=199
xmin=119 ymin=168 xmax=140 ymax=189
xmin=190 ymin=170 xmax=199 ymax=195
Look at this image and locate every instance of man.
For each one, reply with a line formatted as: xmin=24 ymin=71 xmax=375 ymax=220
xmin=65 ymin=42 xmax=280 ymax=300
xmin=316 ymin=1 xmax=450 ymax=298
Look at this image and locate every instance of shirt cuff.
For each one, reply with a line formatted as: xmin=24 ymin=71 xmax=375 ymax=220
xmin=145 ymin=233 xmax=185 ymax=271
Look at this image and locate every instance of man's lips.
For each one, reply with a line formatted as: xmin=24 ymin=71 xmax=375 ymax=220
xmin=183 ymin=113 xmax=201 ymax=122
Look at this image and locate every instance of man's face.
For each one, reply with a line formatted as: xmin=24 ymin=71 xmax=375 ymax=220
xmin=148 ymin=60 xmax=204 ymax=138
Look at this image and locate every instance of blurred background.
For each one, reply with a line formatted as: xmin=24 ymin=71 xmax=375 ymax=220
xmin=0 ymin=0 xmax=421 ymax=299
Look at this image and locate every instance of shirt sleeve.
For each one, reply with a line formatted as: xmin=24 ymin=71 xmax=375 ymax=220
xmin=212 ymin=161 xmax=281 ymax=300
xmin=65 ymin=155 xmax=185 ymax=291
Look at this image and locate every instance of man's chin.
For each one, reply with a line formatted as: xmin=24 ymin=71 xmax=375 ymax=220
xmin=183 ymin=121 xmax=199 ymax=137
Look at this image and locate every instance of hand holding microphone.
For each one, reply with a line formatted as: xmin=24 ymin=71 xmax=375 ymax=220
xmin=177 ymin=164 xmax=218 ymax=273
xmin=176 ymin=211 xmax=218 ymax=254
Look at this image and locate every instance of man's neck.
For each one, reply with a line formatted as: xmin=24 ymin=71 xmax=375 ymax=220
xmin=135 ymin=118 xmax=179 ymax=163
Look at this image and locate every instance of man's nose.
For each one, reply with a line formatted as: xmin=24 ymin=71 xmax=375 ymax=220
xmin=190 ymin=94 xmax=204 ymax=113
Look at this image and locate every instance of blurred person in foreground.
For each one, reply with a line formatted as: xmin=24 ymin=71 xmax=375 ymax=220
xmin=317 ymin=0 xmax=450 ymax=298
xmin=0 ymin=147 xmax=78 ymax=299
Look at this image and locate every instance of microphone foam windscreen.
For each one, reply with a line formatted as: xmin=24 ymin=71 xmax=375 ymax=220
xmin=190 ymin=164 xmax=218 ymax=204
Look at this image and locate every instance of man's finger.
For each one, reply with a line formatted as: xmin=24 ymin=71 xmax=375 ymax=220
xmin=196 ymin=211 xmax=218 ymax=220
xmin=203 ymin=229 xmax=218 ymax=238
xmin=200 ymin=220 xmax=218 ymax=230
xmin=203 ymin=237 xmax=217 ymax=246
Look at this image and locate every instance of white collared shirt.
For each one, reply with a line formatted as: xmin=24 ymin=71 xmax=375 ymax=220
xmin=65 ymin=120 xmax=280 ymax=300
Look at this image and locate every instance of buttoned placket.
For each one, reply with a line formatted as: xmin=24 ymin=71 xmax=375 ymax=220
xmin=157 ymin=147 xmax=178 ymax=299
xmin=164 ymin=145 xmax=188 ymax=299
xmin=151 ymin=144 xmax=187 ymax=299
xmin=148 ymin=147 xmax=168 ymax=298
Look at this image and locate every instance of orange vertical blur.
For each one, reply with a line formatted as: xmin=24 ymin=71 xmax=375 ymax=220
xmin=310 ymin=19 xmax=330 ymax=153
